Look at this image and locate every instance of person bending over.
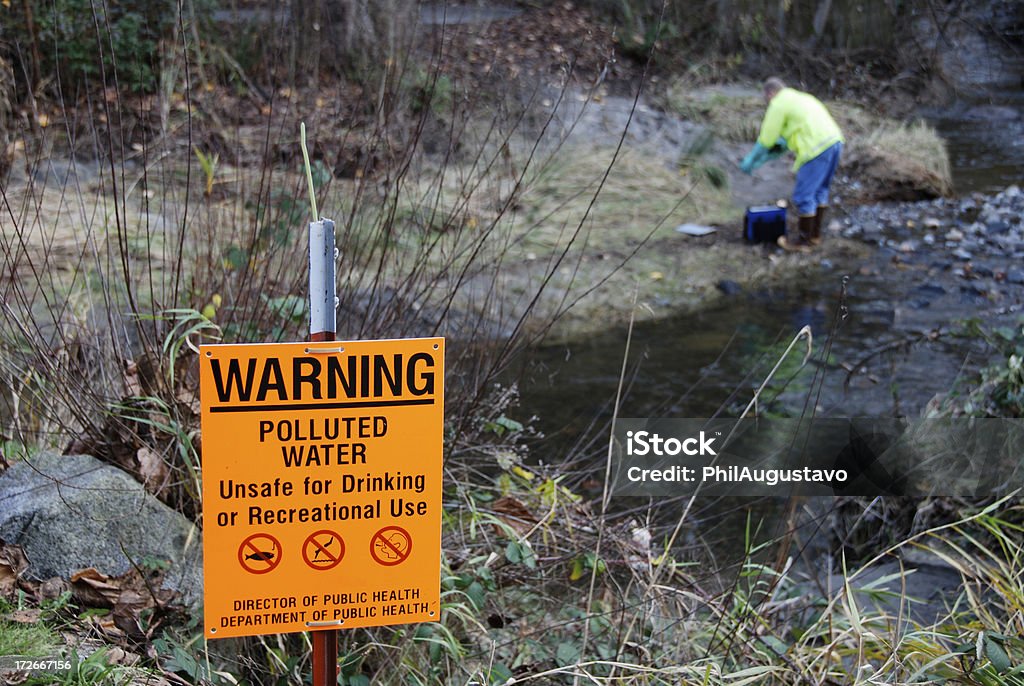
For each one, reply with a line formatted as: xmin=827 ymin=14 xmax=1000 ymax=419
xmin=741 ymin=77 xmax=844 ymax=251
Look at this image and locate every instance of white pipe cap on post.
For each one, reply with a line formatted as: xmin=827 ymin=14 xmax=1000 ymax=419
xmin=308 ymin=218 xmax=337 ymax=338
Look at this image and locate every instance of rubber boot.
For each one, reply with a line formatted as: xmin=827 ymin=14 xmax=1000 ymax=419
xmin=810 ymin=205 xmax=828 ymax=246
xmin=778 ymin=215 xmax=815 ymax=253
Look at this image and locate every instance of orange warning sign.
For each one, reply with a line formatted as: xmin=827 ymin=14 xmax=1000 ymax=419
xmin=200 ymin=338 xmax=444 ymax=639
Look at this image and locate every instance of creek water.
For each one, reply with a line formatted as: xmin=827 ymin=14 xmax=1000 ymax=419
xmin=928 ymin=92 xmax=1024 ymax=194
xmin=515 ymin=253 xmax=1019 ymax=496
xmin=921 ymin=42 xmax=1024 ymax=194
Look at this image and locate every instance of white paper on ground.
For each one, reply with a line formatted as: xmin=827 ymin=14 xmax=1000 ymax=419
xmin=675 ymin=223 xmax=717 ymax=236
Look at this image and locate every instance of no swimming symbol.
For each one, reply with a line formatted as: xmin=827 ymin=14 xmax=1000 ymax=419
xmin=370 ymin=526 xmax=412 ymax=566
xmin=302 ymin=529 xmax=345 ymax=571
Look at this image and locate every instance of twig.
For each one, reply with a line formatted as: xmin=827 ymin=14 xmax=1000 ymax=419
xmin=842 ymin=328 xmax=945 ymax=390
xmin=736 ymin=325 xmax=813 ymax=422
xmin=577 ymin=284 xmax=639 ymax=682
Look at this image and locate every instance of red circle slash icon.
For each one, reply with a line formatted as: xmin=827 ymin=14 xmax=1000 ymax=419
xmin=370 ymin=526 xmax=412 ymax=566
xmin=238 ymin=533 xmax=282 ymax=574
xmin=302 ymin=529 xmax=345 ymax=571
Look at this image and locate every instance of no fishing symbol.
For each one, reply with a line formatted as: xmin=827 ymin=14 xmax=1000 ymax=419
xmin=238 ymin=533 xmax=282 ymax=574
xmin=302 ymin=530 xmax=345 ymax=571
xmin=370 ymin=526 xmax=412 ymax=566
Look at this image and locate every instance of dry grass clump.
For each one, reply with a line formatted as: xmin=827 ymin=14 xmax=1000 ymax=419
xmin=847 ymin=120 xmax=954 ymax=199
xmin=833 ymin=103 xmax=952 ymax=199
xmin=363 ymin=136 xmax=736 ymax=340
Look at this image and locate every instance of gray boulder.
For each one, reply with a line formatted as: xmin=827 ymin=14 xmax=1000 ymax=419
xmin=0 ymin=452 xmax=202 ymax=611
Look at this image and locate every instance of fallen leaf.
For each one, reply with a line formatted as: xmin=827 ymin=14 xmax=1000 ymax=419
xmin=175 ymin=386 xmax=201 ymax=416
xmin=122 ymin=361 xmax=143 ymax=396
xmin=2 ymin=671 xmax=27 ymax=685
xmin=491 ymin=496 xmax=539 ymax=536
xmin=71 ymin=563 xmax=178 ymax=636
xmin=113 ymin=610 xmax=148 ymax=643
xmin=0 ymin=542 xmax=29 ymax=596
xmin=39 ymin=577 xmax=70 ymax=602
xmin=136 ymin=446 xmax=169 ymax=491
xmin=71 ymin=568 xmax=122 ymax=607
xmin=0 ymin=562 xmax=17 ymax=595
xmin=86 ymin=613 xmax=125 ymax=639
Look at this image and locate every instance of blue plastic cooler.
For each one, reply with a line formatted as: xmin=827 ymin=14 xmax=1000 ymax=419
xmin=744 ymin=205 xmax=787 ymax=244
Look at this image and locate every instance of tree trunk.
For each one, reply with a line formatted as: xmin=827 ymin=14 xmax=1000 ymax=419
xmin=810 ymin=0 xmax=833 ymax=47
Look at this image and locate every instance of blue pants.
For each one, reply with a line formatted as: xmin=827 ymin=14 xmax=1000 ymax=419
xmin=793 ymin=142 xmax=842 ymax=215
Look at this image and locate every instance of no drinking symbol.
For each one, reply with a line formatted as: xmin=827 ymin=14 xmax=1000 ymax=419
xmin=371 ymin=526 xmax=412 ymax=566
xmin=302 ymin=530 xmax=345 ymax=571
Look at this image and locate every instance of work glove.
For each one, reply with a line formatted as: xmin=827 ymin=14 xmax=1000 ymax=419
xmin=740 ymin=138 xmax=788 ymax=174
xmin=740 ymin=143 xmax=769 ymax=174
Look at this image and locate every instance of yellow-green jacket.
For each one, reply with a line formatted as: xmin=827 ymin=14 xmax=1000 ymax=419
xmin=757 ymin=88 xmax=844 ymax=171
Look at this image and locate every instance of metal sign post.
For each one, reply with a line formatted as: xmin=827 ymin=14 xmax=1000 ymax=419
xmin=309 ymin=218 xmax=337 ymax=343
xmin=309 ymin=218 xmax=338 ymax=686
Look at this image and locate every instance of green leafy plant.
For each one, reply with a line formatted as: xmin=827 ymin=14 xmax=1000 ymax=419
xmin=407 ymin=68 xmax=454 ymax=116
xmin=568 ymin=552 xmax=606 ymax=582
xmin=30 ymin=1 xmax=161 ymax=92
xmin=949 ymin=632 xmax=1024 ymax=685
xmin=941 ymin=318 xmax=1024 ymax=417
xmin=483 ymin=415 xmax=523 ymax=437
xmin=194 ymin=147 xmax=220 ymax=197
xmin=41 ymin=648 xmax=143 ymax=686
